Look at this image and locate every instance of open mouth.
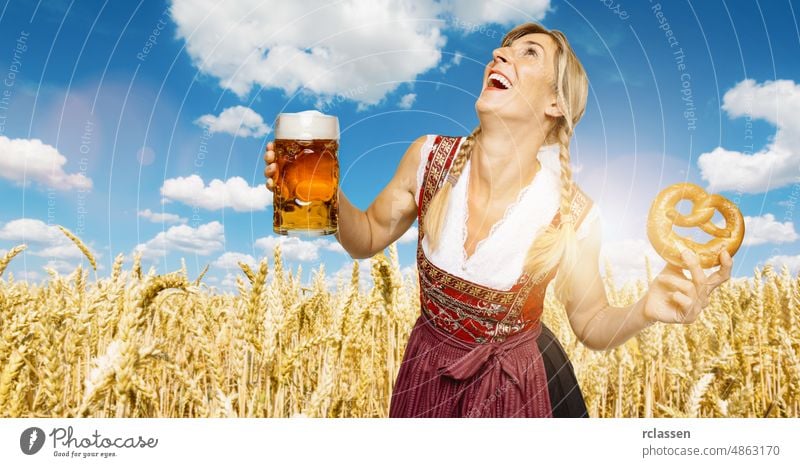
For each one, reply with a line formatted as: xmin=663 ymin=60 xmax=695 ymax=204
xmin=487 ymin=72 xmax=512 ymax=90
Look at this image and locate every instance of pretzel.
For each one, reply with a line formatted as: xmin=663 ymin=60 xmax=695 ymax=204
xmin=647 ymin=182 xmax=745 ymax=269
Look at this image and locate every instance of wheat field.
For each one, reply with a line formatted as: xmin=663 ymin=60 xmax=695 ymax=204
xmin=0 ymin=228 xmax=798 ymax=418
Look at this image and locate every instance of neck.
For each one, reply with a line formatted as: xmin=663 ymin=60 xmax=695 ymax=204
xmin=470 ymin=121 xmax=549 ymax=200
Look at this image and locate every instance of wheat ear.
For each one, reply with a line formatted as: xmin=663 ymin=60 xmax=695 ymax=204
xmin=0 ymin=244 xmax=26 ymax=278
xmin=57 ymin=225 xmax=97 ymax=271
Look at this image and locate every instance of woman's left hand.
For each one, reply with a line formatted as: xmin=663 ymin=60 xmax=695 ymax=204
xmin=642 ymin=248 xmax=733 ymax=325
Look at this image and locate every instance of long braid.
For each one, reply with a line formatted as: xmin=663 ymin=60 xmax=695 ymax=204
xmin=422 ymin=22 xmax=588 ymax=308
xmin=446 ymin=126 xmax=480 ymax=187
xmin=556 ymin=124 xmax=575 ymax=224
xmin=423 ymin=126 xmax=481 ymax=252
xmin=518 ymin=63 xmax=581 ymax=302
xmin=551 ymin=122 xmax=579 ymax=303
xmin=421 ymin=23 xmax=589 ymax=312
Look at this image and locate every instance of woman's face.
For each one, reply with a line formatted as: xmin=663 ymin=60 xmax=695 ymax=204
xmin=476 ymin=32 xmax=563 ymax=126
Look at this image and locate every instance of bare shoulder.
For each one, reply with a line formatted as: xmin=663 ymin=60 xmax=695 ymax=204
xmin=395 ymin=134 xmax=430 ymax=193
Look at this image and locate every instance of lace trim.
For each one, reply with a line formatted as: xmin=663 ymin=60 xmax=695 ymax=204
xmin=417 ymin=136 xmax=595 ymax=291
xmin=460 ymin=157 xmax=542 ymax=265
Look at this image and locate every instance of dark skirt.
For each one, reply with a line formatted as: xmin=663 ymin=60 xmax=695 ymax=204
xmin=538 ymin=323 xmax=589 ymax=417
xmin=389 ymin=313 xmax=588 ymax=418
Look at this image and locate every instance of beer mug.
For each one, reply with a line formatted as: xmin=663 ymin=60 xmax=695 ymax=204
xmin=273 ymin=110 xmax=339 ymax=236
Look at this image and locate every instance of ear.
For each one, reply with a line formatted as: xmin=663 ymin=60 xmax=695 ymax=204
xmin=544 ymin=95 xmax=564 ymax=119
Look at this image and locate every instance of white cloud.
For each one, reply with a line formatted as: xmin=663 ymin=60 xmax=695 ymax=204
xmin=194 ymin=105 xmax=271 ymax=138
xmin=17 ymin=270 xmax=40 ymax=282
xmin=138 ymin=208 xmax=187 ymax=224
xmin=764 ymin=254 xmax=800 ymax=275
xmin=323 ymin=241 xmax=346 ymax=254
xmin=446 ymin=0 xmax=550 ymax=27
xmin=0 ymin=218 xmax=62 ymax=243
xmin=438 ymin=50 xmax=463 ymax=73
xmin=212 ymin=251 xmax=257 ymax=270
xmin=698 ymin=79 xmax=800 ymax=193
xmin=41 ymin=258 xmax=104 ymax=274
xmin=160 ymin=175 xmax=272 ymax=212
xmin=171 ymin=0 xmax=549 ymax=106
xmin=397 ymin=226 xmax=418 ymax=244
xmin=397 ymin=93 xmax=416 ymax=109
xmin=400 ymin=264 xmax=418 ymax=281
xmin=326 ymin=258 xmax=374 ymax=292
xmin=255 ymin=235 xmax=345 ymax=262
xmin=0 ymin=136 xmax=92 ymax=191
xmin=743 ymin=213 xmax=798 ymax=246
xmin=32 ymin=244 xmax=84 ymax=260
xmin=44 ymin=259 xmax=80 ymax=274
xmin=220 ymin=272 xmax=240 ymax=290
xmin=0 ymin=218 xmax=98 ymax=261
xmin=133 ymin=221 xmax=225 ymax=260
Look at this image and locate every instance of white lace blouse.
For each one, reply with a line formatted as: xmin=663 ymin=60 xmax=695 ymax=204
xmin=414 ymin=134 xmax=600 ymax=291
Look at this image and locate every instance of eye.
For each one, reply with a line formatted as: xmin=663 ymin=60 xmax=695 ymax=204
xmin=525 ymin=46 xmax=538 ymax=57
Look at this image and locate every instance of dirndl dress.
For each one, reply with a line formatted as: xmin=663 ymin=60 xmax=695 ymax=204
xmin=389 ymin=135 xmax=592 ymax=418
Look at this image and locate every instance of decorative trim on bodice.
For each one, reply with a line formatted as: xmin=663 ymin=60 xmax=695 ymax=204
xmin=416 ymin=135 xmax=593 ymax=343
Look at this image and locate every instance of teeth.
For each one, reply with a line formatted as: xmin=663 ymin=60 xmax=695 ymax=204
xmin=489 ymin=72 xmax=512 ymax=89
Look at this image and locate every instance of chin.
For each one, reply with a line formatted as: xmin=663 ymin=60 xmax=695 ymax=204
xmin=476 ymin=93 xmax=502 ymax=112
xmin=476 ymin=95 xmax=517 ymax=119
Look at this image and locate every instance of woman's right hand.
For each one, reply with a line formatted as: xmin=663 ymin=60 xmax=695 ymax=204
xmin=263 ymin=141 xmax=278 ymax=192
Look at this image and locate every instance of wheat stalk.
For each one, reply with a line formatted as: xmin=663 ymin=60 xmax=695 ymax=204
xmin=0 ymin=244 xmax=26 ymax=278
xmin=0 ymin=227 xmax=797 ymax=418
xmin=57 ymin=225 xmax=97 ymax=271
xmin=0 ymin=345 xmax=27 ymax=412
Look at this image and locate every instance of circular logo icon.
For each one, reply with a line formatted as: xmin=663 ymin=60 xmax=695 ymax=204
xmin=20 ymin=427 xmax=45 ymax=455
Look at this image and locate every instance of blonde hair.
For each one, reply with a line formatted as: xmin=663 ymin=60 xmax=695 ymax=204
xmin=422 ymin=22 xmax=589 ymax=304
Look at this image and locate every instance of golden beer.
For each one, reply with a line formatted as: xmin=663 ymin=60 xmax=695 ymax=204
xmin=273 ymin=111 xmax=339 ymax=236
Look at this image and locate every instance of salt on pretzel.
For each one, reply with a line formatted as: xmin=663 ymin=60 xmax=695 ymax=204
xmin=647 ymin=182 xmax=745 ymax=269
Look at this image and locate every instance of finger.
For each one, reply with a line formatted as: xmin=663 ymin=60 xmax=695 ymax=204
xmin=670 ymin=291 xmax=693 ymax=323
xmin=266 ymin=178 xmax=274 ymax=191
xmin=681 ymin=302 xmax=702 ymax=324
xmin=265 ymin=149 xmax=274 ymax=163
xmin=663 ymin=262 xmax=684 ymax=275
xmin=265 ymin=162 xmax=277 ymax=175
xmin=708 ymin=250 xmax=733 ymax=289
xmin=680 ymin=249 xmax=707 ymax=292
xmin=707 ymin=249 xmax=733 ymax=287
xmin=660 ymin=261 xmax=687 ymax=278
xmin=658 ymin=274 xmax=694 ymax=297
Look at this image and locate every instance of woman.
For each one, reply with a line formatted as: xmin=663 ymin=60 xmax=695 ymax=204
xmin=264 ymin=22 xmax=733 ymax=417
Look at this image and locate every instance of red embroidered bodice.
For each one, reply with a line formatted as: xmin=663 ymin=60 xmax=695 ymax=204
xmin=416 ymin=135 xmax=593 ymax=344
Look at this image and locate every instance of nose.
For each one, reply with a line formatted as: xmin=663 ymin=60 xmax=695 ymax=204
xmin=492 ymin=46 xmax=509 ymax=64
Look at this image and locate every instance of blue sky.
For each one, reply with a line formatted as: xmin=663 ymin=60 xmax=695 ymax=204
xmin=1 ymin=0 xmax=799 ymax=289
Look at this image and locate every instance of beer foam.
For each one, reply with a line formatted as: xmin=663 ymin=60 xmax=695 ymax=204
xmin=275 ymin=110 xmax=339 ymax=140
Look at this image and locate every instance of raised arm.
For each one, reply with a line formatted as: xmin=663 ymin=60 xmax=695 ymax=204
xmin=335 ymin=135 xmax=427 ymax=258
xmin=264 ymin=135 xmax=427 ymax=259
